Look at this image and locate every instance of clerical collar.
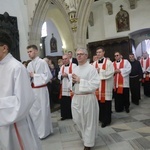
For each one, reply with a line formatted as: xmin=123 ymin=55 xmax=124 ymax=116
xmin=98 ymin=58 xmax=104 ymax=63
xmin=65 ymin=64 xmax=69 ymax=66
xmin=116 ymin=60 xmax=121 ymax=63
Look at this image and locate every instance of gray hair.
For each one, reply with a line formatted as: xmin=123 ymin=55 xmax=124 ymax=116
xmin=76 ymin=48 xmax=88 ymax=55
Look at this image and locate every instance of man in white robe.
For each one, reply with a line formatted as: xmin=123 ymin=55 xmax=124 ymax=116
xmin=58 ymin=54 xmax=77 ymax=120
xmin=0 ymin=30 xmax=42 ymax=150
xmin=27 ymin=45 xmax=53 ymax=139
xmin=72 ymin=48 xmax=100 ymax=150
xmin=93 ymin=47 xmax=114 ymax=128
xmin=139 ymin=54 xmax=150 ymax=97
xmin=113 ymin=52 xmax=131 ymax=113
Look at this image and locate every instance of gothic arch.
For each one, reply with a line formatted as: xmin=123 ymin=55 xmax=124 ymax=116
xmin=29 ymin=0 xmax=94 ymax=54
xmin=76 ymin=0 xmax=94 ymax=49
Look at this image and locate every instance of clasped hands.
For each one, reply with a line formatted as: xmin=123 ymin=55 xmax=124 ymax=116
xmin=62 ymin=72 xmax=68 ymax=78
xmin=72 ymin=73 xmax=80 ymax=83
xmin=114 ymin=69 xmax=121 ymax=74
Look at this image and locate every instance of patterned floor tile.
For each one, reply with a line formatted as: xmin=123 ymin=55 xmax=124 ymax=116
xmin=132 ymin=137 xmax=150 ymax=149
xmin=109 ymin=133 xmax=124 ymax=142
xmin=118 ymin=131 xmax=142 ymax=140
xmin=108 ymin=141 xmax=134 ymax=150
xmin=41 ymin=91 xmax=150 ymax=150
xmin=141 ymin=119 xmax=150 ymax=126
xmin=126 ymin=122 xmax=147 ymax=129
xmin=132 ymin=114 xmax=150 ymax=121
xmin=111 ymin=123 xmax=131 ymax=131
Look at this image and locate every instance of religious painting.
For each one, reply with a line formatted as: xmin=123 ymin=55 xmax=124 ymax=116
xmin=50 ymin=33 xmax=57 ymax=53
xmin=116 ymin=5 xmax=130 ymax=32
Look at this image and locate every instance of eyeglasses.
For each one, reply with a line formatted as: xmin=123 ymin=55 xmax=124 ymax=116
xmin=76 ymin=53 xmax=85 ymax=56
xmin=114 ymin=54 xmax=119 ymax=57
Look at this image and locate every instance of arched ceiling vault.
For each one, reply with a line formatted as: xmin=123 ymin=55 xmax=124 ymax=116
xmin=29 ymin=0 xmax=94 ymax=53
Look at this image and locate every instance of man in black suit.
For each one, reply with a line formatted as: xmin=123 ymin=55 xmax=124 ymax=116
xmin=68 ymin=51 xmax=78 ymax=65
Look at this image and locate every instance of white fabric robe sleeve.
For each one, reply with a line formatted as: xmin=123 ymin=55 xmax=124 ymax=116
xmin=99 ymin=60 xmax=114 ymax=80
xmin=120 ymin=59 xmax=131 ymax=77
xmin=146 ymin=66 xmax=150 ymax=72
xmin=79 ymin=67 xmax=100 ymax=93
xmin=0 ymin=66 xmax=35 ymax=126
xmin=33 ymin=60 xmax=52 ymax=86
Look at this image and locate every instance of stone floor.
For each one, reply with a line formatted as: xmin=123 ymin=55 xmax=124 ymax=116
xmin=42 ymin=91 xmax=150 ymax=150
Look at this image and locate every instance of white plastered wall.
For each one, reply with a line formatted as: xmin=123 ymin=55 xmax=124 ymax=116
xmin=87 ymin=0 xmax=150 ymax=42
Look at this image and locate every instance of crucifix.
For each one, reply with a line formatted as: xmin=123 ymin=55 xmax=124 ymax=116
xmin=120 ymin=5 xmax=123 ymax=10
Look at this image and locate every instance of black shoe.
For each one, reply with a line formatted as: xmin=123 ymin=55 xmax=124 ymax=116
xmin=84 ymin=146 xmax=91 ymax=150
xmin=101 ymin=123 xmax=107 ymax=128
xmin=115 ymin=109 xmax=124 ymax=112
xmin=60 ymin=117 xmax=66 ymax=120
xmin=125 ymin=108 xmax=130 ymax=113
xmin=132 ymin=101 xmax=139 ymax=105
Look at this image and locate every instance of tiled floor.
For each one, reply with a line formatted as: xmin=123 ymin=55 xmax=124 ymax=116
xmin=42 ymin=90 xmax=150 ymax=150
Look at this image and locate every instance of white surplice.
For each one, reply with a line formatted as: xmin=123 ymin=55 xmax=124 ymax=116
xmin=113 ymin=59 xmax=131 ymax=88
xmin=71 ymin=61 xmax=100 ymax=147
xmin=93 ymin=58 xmax=114 ymax=100
xmin=58 ymin=63 xmax=77 ymax=96
xmin=27 ymin=56 xmax=53 ymax=139
xmin=140 ymin=58 xmax=150 ymax=78
xmin=0 ymin=53 xmax=42 ymax=150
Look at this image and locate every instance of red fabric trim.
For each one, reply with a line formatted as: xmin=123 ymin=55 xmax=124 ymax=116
xmin=95 ymin=61 xmax=99 ymax=100
xmin=146 ymin=58 xmax=150 ymax=69
xmin=59 ymin=64 xmax=73 ymax=99
xmin=94 ymin=59 xmax=107 ymax=103
xmin=100 ymin=59 xmax=107 ymax=103
xmin=140 ymin=58 xmax=150 ymax=82
xmin=113 ymin=60 xmax=124 ymax=94
xmin=59 ymin=84 xmax=62 ymax=99
xmin=140 ymin=58 xmax=143 ymax=67
xmin=14 ymin=123 xmax=24 ymax=150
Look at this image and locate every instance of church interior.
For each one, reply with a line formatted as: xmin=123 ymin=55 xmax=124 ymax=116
xmin=1 ymin=0 xmax=150 ymax=149
xmin=1 ymin=0 xmax=150 ymax=62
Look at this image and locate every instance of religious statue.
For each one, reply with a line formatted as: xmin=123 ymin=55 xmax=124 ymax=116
xmin=50 ymin=33 xmax=57 ymax=53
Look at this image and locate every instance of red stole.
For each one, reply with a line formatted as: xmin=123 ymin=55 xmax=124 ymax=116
xmin=59 ymin=63 xmax=73 ymax=99
xmin=140 ymin=58 xmax=150 ymax=81
xmin=113 ymin=59 xmax=124 ymax=94
xmin=95 ymin=59 xmax=107 ymax=103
